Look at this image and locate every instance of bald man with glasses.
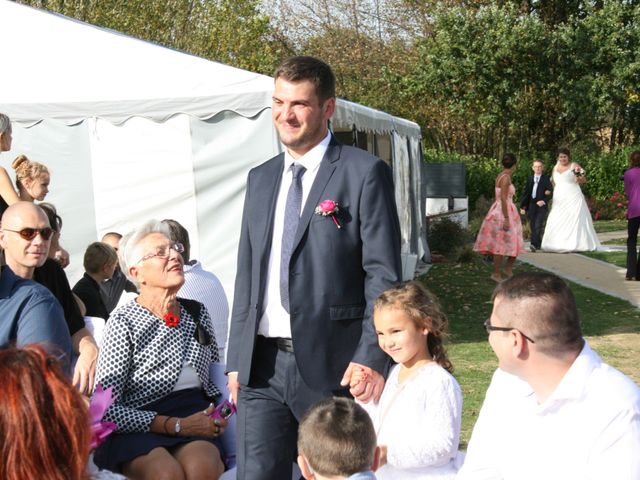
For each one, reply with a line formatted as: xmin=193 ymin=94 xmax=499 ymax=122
xmin=457 ymin=272 xmax=640 ymax=480
xmin=0 ymin=201 xmax=71 ymax=372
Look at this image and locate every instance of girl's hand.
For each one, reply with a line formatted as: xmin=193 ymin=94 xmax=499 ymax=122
xmin=502 ymin=219 xmax=510 ymax=231
xmin=349 ymin=366 xmax=368 ymax=389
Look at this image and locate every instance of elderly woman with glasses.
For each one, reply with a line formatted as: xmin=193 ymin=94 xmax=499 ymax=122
xmin=93 ymin=220 xmax=228 ymax=479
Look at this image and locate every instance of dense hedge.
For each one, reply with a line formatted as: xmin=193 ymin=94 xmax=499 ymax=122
xmin=424 ymin=146 xmax=639 ymax=219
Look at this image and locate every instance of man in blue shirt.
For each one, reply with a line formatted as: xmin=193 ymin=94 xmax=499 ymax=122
xmin=0 ymin=202 xmax=71 ymax=372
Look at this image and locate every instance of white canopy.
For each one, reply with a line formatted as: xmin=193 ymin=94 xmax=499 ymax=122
xmin=0 ymin=0 xmax=425 ymax=300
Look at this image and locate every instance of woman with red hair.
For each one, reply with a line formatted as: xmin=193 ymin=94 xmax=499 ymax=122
xmin=0 ymin=345 xmax=91 ymax=480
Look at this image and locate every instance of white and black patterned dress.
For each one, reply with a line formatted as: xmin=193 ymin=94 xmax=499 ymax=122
xmin=93 ymin=298 xmax=224 ymax=472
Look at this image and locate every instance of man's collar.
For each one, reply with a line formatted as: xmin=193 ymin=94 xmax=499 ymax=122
xmin=284 ymin=131 xmax=332 ymax=172
xmin=535 ymin=341 xmax=595 ymax=411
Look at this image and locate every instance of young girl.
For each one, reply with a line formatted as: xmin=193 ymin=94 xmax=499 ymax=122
xmin=12 ymin=154 xmax=50 ymax=202
xmin=353 ymin=281 xmax=463 ymax=479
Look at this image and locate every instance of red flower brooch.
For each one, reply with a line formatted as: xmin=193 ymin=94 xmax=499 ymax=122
xmin=315 ymin=199 xmax=341 ymax=229
xmin=163 ymin=312 xmax=180 ymax=328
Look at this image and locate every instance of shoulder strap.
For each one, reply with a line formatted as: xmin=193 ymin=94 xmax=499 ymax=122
xmin=178 ymin=297 xmax=202 ymax=320
xmin=178 ymin=297 xmax=212 ymax=346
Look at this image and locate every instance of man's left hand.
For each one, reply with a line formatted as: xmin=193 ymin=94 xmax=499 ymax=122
xmin=340 ymin=362 xmax=384 ymax=404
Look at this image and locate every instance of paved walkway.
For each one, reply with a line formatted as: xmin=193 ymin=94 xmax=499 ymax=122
xmin=518 ymin=230 xmax=640 ymax=307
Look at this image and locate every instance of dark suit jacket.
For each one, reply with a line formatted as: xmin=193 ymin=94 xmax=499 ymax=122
xmin=227 ymin=136 xmax=402 ymax=391
xmin=520 ymin=174 xmax=553 ymax=211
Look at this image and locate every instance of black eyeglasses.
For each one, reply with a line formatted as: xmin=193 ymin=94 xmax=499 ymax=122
xmin=484 ymin=319 xmax=536 ymax=343
xmin=3 ymin=227 xmax=54 ymax=241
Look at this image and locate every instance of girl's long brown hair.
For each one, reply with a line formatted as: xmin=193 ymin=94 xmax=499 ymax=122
xmin=0 ymin=345 xmax=90 ymax=480
xmin=374 ymin=281 xmax=453 ymax=373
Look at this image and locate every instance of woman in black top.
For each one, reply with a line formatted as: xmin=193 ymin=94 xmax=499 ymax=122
xmin=0 ymin=113 xmax=20 ymax=216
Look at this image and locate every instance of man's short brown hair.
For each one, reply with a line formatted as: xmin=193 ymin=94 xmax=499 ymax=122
xmin=84 ymin=242 xmax=118 ymax=274
xmin=274 ymin=56 xmax=336 ymax=103
xmin=492 ymin=272 xmax=583 ymax=356
xmin=298 ymin=397 xmax=376 ymax=477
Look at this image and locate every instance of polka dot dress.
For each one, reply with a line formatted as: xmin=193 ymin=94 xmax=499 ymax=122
xmin=94 ymin=298 xmax=221 ymax=433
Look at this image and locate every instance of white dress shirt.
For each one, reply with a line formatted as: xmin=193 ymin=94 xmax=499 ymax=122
xmin=258 ymin=132 xmax=331 ymax=338
xmin=532 ymin=175 xmax=540 ymax=198
xmin=457 ymin=342 xmax=640 ymax=480
xmin=179 ymin=260 xmax=229 ymax=360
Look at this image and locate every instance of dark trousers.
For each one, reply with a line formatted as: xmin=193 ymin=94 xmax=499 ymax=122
xmin=627 ymin=217 xmax=640 ymax=278
xmin=528 ymin=205 xmax=548 ymax=249
xmin=236 ymin=336 xmax=348 ymax=480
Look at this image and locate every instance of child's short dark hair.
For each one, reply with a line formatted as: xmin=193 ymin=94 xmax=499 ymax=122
xmin=298 ymin=397 xmax=376 ymax=477
xmin=83 ymin=242 xmax=117 ymax=274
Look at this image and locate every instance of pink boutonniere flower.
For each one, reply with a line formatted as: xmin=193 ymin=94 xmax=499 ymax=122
xmin=89 ymin=384 xmax=118 ymax=449
xmin=163 ymin=312 xmax=180 ymax=328
xmin=315 ymin=199 xmax=341 ymax=229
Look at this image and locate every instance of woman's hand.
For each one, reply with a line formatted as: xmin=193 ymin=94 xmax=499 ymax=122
xmin=179 ymin=404 xmax=229 ymax=438
xmin=502 ymin=219 xmax=510 ymax=231
xmin=53 ymin=247 xmax=70 ymax=268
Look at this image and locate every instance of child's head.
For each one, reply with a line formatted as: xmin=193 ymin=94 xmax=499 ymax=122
xmin=374 ymin=281 xmax=452 ymax=373
xmin=297 ymin=397 xmax=378 ymax=480
xmin=12 ymin=154 xmax=50 ymax=201
xmin=84 ymin=241 xmax=118 ymax=280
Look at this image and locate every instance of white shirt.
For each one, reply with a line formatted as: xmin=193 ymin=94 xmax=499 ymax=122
xmin=457 ymin=342 xmax=640 ymax=480
xmin=532 ymin=175 xmax=541 ymax=198
xmin=179 ymin=260 xmax=229 ymax=360
xmin=360 ymin=363 xmax=463 ymax=479
xmin=258 ymin=132 xmax=331 ymax=338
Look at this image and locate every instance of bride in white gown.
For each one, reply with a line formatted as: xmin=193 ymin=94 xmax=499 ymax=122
xmin=541 ymin=148 xmax=600 ymax=252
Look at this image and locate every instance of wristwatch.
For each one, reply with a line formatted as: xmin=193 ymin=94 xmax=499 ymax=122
xmin=174 ymin=418 xmax=181 ymax=435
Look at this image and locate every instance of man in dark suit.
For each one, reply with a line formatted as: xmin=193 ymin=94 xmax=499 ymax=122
xmin=226 ymin=56 xmax=402 ymax=480
xmin=520 ymin=159 xmax=553 ymax=252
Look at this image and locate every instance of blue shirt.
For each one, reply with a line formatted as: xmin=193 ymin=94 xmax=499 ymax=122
xmin=347 ymin=471 xmax=377 ymax=479
xmin=0 ymin=266 xmax=71 ymax=373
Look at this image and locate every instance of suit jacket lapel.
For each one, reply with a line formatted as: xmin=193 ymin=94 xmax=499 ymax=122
xmin=292 ymin=139 xmax=341 ymax=250
xmin=255 ymin=155 xmax=285 ymax=257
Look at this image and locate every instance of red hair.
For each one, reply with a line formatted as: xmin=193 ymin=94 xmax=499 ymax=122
xmin=0 ymin=345 xmax=90 ymax=480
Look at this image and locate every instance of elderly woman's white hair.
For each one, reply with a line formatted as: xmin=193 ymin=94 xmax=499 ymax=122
xmin=0 ymin=113 xmax=10 ymax=134
xmin=119 ymin=220 xmax=173 ymax=287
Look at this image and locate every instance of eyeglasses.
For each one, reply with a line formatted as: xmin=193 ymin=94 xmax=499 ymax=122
xmin=3 ymin=227 xmax=54 ymax=241
xmin=484 ymin=319 xmax=536 ymax=343
xmin=137 ymin=242 xmax=184 ymax=264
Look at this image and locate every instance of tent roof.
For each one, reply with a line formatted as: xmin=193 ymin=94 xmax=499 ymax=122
xmin=0 ymin=0 xmax=420 ymax=138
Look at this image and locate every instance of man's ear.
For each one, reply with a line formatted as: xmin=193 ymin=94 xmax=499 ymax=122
xmin=297 ymin=454 xmax=315 ymax=480
xmin=371 ymin=446 xmax=381 ymax=472
xmin=0 ymin=230 xmax=7 ymax=250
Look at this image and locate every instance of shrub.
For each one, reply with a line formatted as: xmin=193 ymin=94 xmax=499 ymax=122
xmin=427 ymin=216 xmax=472 ymax=259
xmin=454 ymin=244 xmax=478 ymax=263
xmin=589 ymin=192 xmax=628 ymax=220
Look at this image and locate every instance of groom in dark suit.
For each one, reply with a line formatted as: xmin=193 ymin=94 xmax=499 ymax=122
xmin=520 ymin=159 xmax=553 ymax=252
xmin=226 ymin=56 xmax=402 ymax=479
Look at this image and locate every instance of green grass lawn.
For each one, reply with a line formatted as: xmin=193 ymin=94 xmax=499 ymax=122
xmin=418 ymin=257 xmax=640 ymax=449
xmin=580 ymin=250 xmax=627 ymax=268
xmin=593 ymin=219 xmax=626 ymax=232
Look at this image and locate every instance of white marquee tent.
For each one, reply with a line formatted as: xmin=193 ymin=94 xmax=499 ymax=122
xmin=0 ymin=0 xmax=426 ymax=299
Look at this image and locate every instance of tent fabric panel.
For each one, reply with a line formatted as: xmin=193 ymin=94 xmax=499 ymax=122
xmin=334 ymin=99 xmax=422 ymax=139
xmin=7 ymin=120 xmax=97 ymax=284
xmin=391 ymin=132 xmax=412 ymax=255
xmin=3 ymin=96 xmax=273 ymax=126
xmin=190 ymin=111 xmax=281 ymax=299
xmin=88 ymin=115 xmax=200 ymax=274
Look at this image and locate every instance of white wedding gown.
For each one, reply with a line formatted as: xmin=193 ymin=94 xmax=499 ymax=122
xmin=541 ymin=163 xmax=601 ymax=252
